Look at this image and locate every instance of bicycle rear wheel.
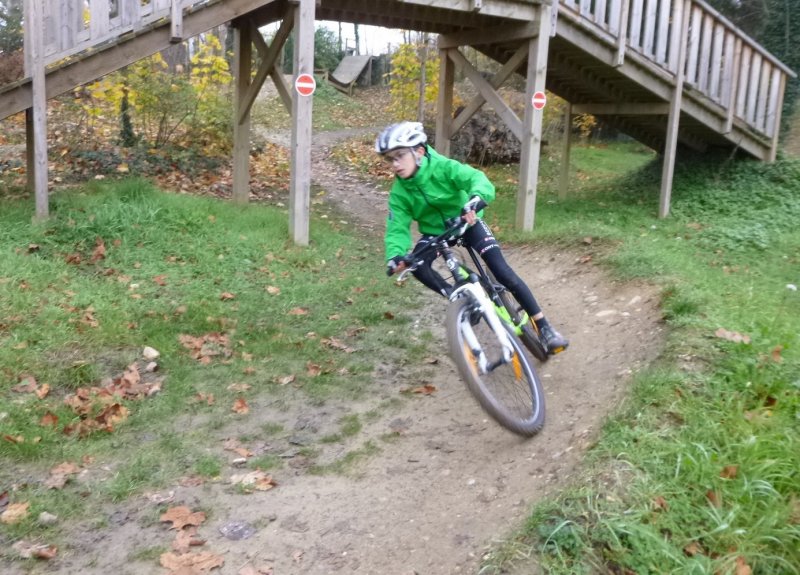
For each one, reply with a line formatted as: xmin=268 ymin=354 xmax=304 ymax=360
xmin=446 ymin=297 xmax=545 ymax=436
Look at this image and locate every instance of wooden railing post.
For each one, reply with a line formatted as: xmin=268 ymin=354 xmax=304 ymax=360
xmin=614 ymin=0 xmax=630 ymax=66
xmin=171 ymin=0 xmax=184 ymax=42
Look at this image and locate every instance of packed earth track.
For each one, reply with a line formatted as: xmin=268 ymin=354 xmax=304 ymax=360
xmin=5 ymin=128 xmax=667 ymax=575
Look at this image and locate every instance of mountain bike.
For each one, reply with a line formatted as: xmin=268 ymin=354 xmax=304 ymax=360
xmin=395 ymin=217 xmax=546 ymax=436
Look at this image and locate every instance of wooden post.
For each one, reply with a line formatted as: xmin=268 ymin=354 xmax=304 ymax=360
xmin=24 ymin=0 xmax=49 ymax=220
xmin=768 ymin=73 xmax=786 ymax=162
xmin=171 ymin=0 xmax=183 ymax=42
xmin=517 ymin=4 xmax=551 ymax=231
xmin=615 ymin=0 xmax=630 ymax=67
xmin=289 ymin=0 xmax=315 ymax=246
xmin=435 ymin=47 xmax=454 ymax=157
xmin=417 ymin=34 xmax=428 ymax=123
xmin=232 ymin=23 xmax=252 ymax=204
xmin=659 ymin=0 xmax=690 ymax=219
xmin=558 ymin=102 xmax=572 ymax=199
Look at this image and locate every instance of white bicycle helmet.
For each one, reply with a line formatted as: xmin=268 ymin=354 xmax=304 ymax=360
xmin=375 ymin=122 xmax=427 ymax=154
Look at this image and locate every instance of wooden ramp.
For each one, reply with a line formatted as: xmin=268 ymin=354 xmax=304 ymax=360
xmin=1 ymin=0 xmax=795 ymax=238
xmin=328 ymin=55 xmax=373 ymax=96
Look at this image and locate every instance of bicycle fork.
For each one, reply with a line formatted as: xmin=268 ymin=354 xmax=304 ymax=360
xmin=450 ymin=283 xmax=516 ymax=374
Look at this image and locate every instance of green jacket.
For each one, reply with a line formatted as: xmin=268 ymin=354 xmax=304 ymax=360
xmin=385 ymin=146 xmax=495 ymax=261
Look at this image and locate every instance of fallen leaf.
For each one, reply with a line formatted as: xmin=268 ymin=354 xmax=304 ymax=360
xmin=276 ymin=375 xmax=296 ymax=385
xmin=160 ymin=506 xmax=207 ymax=530
xmin=153 ymin=274 xmax=168 ymax=286
xmin=12 ymin=540 xmax=57 ymax=559
xmin=652 ymin=496 xmax=669 ymax=511
xmin=39 ymin=412 xmax=59 ymax=428
xmin=306 ymin=362 xmax=321 ymax=377
xmin=706 ymin=489 xmax=722 ymax=508
xmin=288 ymin=307 xmax=308 ymax=316
xmin=770 ymin=345 xmax=783 ymax=362
xmin=220 ymin=292 xmax=236 ymax=301
xmin=714 ymin=327 xmax=751 ymax=344
xmin=683 ymin=541 xmax=703 ymax=556
xmin=90 ymin=237 xmax=106 ymax=263
xmin=735 ymin=556 xmax=753 ymax=575
xmin=322 ymin=337 xmax=356 ymax=353
xmin=229 ymin=470 xmax=277 ymax=492
xmin=172 ymin=528 xmax=206 ymax=554
xmin=12 ymin=375 xmax=38 ymax=393
xmin=232 ymin=398 xmax=249 ymax=414
xmin=411 ymin=384 xmax=437 ymax=395
xmin=383 ymin=311 xmax=395 ymax=320
xmin=1 ymin=502 xmax=30 ymax=524
xmin=266 ymin=286 xmax=281 ymax=295
xmin=227 ymin=383 xmax=251 ymax=392
xmin=35 ymin=384 xmax=50 ymax=399
xmin=720 ymin=465 xmax=738 ymax=479
xmin=160 ymin=551 xmax=223 ymax=571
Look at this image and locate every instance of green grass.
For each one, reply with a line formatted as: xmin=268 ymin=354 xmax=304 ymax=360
xmin=479 ymin=147 xmax=800 ymax=574
xmin=0 ymin=179 xmax=420 ymax=555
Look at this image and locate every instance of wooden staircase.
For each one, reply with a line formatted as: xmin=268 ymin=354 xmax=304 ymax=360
xmin=1 ymin=0 xmax=795 ymax=237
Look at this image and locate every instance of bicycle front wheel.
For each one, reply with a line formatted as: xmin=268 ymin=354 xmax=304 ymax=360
xmin=446 ymin=297 xmax=545 ymax=437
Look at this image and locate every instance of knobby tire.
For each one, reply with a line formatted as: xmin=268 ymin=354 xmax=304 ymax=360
xmin=446 ymin=297 xmax=545 ymax=437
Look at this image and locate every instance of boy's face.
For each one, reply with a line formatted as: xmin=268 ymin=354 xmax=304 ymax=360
xmin=384 ymin=147 xmax=419 ymax=179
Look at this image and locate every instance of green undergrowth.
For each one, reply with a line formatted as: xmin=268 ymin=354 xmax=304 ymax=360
xmin=480 ymin=149 xmax=800 ymax=574
xmin=0 ymin=179 xmax=420 ymax=550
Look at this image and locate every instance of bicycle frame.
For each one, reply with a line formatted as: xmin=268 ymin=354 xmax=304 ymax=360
xmin=397 ymin=222 xmax=524 ymax=371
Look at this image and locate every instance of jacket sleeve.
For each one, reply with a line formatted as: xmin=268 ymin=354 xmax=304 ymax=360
xmin=385 ymin=184 xmax=414 ymax=262
xmin=446 ymin=157 xmax=496 ymax=205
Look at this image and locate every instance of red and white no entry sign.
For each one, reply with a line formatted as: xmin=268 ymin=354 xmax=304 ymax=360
xmin=532 ymin=91 xmax=547 ymax=110
xmin=295 ymin=73 xmax=316 ymax=96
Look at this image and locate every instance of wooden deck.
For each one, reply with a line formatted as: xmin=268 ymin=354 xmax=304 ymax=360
xmin=1 ymin=0 xmax=795 ymax=234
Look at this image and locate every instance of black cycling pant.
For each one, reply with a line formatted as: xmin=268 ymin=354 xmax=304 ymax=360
xmin=411 ymin=219 xmax=543 ymax=317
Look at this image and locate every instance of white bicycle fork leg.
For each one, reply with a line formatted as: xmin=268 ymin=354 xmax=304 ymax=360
xmin=451 ymin=284 xmax=516 ymax=364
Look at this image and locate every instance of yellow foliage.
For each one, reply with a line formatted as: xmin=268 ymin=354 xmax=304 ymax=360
xmin=389 ymin=44 xmax=440 ymax=121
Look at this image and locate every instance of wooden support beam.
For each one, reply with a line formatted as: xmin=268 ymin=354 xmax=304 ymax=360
xmin=572 ymin=103 xmax=671 ymax=115
xmin=659 ymin=0 xmax=691 ymax=219
xmin=435 ymin=49 xmax=455 ymax=157
xmin=24 ymin=0 xmax=49 ymax=220
xmin=517 ymin=4 xmax=552 ymax=231
xmin=240 ymin=10 xmax=294 ymax=124
xmin=447 ymin=48 xmax=522 ymax=139
xmin=450 ymin=43 xmax=527 ymax=134
xmin=289 ymin=0 xmax=315 ymax=246
xmin=232 ymin=23 xmax=253 ymax=204
xmin=558 ymin=101 xmax=572 ymax=199
xmin=438 ymin=21 xmax=538 ymax=49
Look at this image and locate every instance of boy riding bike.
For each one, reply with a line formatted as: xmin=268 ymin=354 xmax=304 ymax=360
xmin=377 ymin=121 xmax=568 ymax=355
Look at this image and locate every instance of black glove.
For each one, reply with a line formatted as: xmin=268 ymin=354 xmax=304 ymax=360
xmin=461 ymin=195 xmax=487 ymax=215
xmin=386 ymin=255 xmax=404 ymax=276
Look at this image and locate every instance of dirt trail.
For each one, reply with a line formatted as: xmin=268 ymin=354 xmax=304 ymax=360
xmin=8 ymin=130 xmax=666 ymax=575
xmin=193 ymin=129 xmax=666 ymax=574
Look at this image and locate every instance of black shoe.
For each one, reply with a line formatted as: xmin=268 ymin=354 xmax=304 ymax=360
xmin=540 ymin=325 xmax=569 ymax=355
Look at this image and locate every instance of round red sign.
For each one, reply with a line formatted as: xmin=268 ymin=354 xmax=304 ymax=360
xmin=295 ymin=73 xmax=316 ymax=96
xmin=532 ymin=91 xmax=547 ymax=110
